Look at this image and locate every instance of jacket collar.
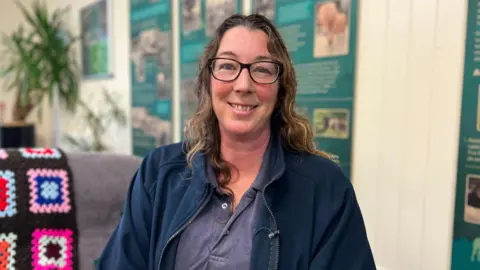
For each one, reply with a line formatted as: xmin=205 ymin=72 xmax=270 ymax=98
xmin=190 ymin=131 xmax=287 ymax=187
xmin=267 ymin=131 xmax=286 ymax=185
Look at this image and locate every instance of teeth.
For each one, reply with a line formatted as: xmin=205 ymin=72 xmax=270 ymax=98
xmin=231 ymin=103 xmax=255 ymax=111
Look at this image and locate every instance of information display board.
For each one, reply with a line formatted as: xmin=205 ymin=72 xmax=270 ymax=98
xmin=451 ymin=0 xmax=480 ymax=268
xmin=179 ymin=0 xmax=243 ymax=138
xmin=130 ymin=0 xmax=173 ymax=156
xmin=251 ymin=0 xmax=357 ymax=177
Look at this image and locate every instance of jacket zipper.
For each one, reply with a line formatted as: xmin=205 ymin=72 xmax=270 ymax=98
xmin=262 ymin=170 xmax=283 ymax=270
xmin=156 ymin=188 xmax=211 ymax=270
xmin=156 ymin=168 xmax=283 ymax=270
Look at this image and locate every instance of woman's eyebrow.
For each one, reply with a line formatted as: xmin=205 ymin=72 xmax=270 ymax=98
xmin=253 ymin=55 xmax=274 ymax=61
xmin=217 ymin=51 xmax=237 ymax=58
xmin=216 ymin=51 xmax=274 ymax=61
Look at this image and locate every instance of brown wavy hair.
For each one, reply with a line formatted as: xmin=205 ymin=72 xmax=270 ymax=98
xmin=183 ymin=14 xmax=329 ymax=186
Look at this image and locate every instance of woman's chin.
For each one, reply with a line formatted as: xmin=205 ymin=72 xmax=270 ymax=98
xmin=226 ymin=128 xmax=253 ymax=137
xmin=222 ymin=124 xmax=256 ymax=137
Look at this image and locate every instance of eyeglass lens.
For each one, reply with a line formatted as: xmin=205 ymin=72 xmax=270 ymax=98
xmin=211 ymin=59 xmax=279 ymax=84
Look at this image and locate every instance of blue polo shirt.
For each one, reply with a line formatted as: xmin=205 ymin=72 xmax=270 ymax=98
xmin=174 ymin=140 xmax=272 ymax=270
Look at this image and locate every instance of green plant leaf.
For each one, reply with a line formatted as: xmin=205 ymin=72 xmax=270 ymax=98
xmin=15 ymin=1 xmax=40 ymax=35
xmin=0 ymin=0 xmax=82 ymax=120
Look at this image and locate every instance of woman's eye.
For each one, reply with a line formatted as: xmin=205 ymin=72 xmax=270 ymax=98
xmin=254 ymin=67 xmax=272 ymax=74
xmin=219 ymin=64 xmax=236 ymax=70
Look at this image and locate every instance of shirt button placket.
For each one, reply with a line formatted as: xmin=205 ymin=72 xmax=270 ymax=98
xmin=221 ymin=202 xmax=228 ymax=210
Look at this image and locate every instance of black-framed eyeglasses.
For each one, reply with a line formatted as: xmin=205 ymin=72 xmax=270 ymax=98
xmin=208 ymin=57 xmax=283 ymax=84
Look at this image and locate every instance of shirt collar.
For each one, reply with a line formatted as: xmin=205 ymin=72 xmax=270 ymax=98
xmin=205 ymin=135 xmax=274 ymax=191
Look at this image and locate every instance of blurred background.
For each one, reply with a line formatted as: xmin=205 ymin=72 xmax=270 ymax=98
xmin=0 ymin=0 xmax=472 ymax=269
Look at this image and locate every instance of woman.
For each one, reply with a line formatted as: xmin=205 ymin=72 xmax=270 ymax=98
xmin=97 ymin=14 xmax=375 ymax=270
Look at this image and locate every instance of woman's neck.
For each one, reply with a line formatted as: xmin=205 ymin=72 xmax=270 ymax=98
xmin=219 ymin=127 xmax=271 ymax=174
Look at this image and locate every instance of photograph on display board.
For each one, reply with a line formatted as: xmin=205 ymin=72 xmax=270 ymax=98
xmin=253 ymin=0 xmax=275 ymax=21
xmin=80 ymin=0 xmax=112 ymax=79
xmin=313 ymin=108 xmax=349 ymax=139
xmin=473 ymin=240 xmax=480 ymax=264
xmin=183 ymin=0 xmax=202 ymax=34
xmin=130 ymin=28 xmax=171 ymax=85
xmin=131 ymin=107 xmax=172 ymax=147
xmin=465 ymin=174 xmax=480 ymax=225
xmin=206 ymin=0 xmax=237 ymax=36
xmin=314 ymin=0 xmax=350 ymax=58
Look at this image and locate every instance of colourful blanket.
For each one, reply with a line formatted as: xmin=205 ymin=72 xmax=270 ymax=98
xmin=0 ymin=148 xmax=78 ymax=270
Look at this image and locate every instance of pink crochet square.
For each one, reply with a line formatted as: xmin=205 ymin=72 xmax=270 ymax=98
xmin=31 ymin=229 xmax=73 ymax=270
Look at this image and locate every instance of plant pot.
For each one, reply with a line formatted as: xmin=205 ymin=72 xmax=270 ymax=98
xmin=0 ymin=122 xmax=36 ymax=148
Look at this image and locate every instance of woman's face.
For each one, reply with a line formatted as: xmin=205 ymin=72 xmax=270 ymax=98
xmin=211 ymin=26 xmax=279 ymax=138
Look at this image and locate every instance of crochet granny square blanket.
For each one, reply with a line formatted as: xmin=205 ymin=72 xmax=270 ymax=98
xmin=0 ymin=148 xmax=78 ymax=270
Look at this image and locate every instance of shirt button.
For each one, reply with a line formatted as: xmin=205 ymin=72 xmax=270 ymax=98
xmin=221 ymin=203 xmax=228 ymax=209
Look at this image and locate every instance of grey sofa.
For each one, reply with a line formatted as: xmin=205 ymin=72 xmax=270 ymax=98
xmin=68 ymin=152 xmax=142 ymax=269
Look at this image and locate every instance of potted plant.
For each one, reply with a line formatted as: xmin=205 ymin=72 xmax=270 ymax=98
xmin=63 ymin=88 xmax=127 ymax=152
xmin=0 ymin=0 xmax=80 ymax=147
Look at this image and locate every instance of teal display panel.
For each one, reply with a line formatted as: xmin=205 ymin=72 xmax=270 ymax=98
xmin=251 ymin=0 xmax=358 ymax=178
xmin=179 ymin=0 xmax=243 ymax=139
xmin=451 ymin=0 xmax=480 ymax=268
xmin=130 ymin=0 xmax=173 ymax=157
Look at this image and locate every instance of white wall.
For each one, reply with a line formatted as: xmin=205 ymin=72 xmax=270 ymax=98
xmin=352 ymin=0 xmax=467 ymax=269
xmin=46 ymin=0 xmax=133 ymax=154
xmin=0 ymin=0 xmax=52 ymax=147
xmin=0 ymin=0 xmax=470 ymax=269
xmin=0 ymin=0 xmax=133 ymax=153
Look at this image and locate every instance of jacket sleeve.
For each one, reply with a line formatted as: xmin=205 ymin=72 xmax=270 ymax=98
xmin=309 ymin=170 xmax=376 ymax=270
xmin=96 ymin=153 xmax=155 ymax=269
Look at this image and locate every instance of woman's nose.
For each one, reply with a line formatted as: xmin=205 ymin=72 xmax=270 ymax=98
xmin=233 ymin=68 xmax=254 ymax=92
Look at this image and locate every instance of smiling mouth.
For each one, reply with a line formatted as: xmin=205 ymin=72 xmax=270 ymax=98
xmin=228 ymin=103 xmax=258 ymax=111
